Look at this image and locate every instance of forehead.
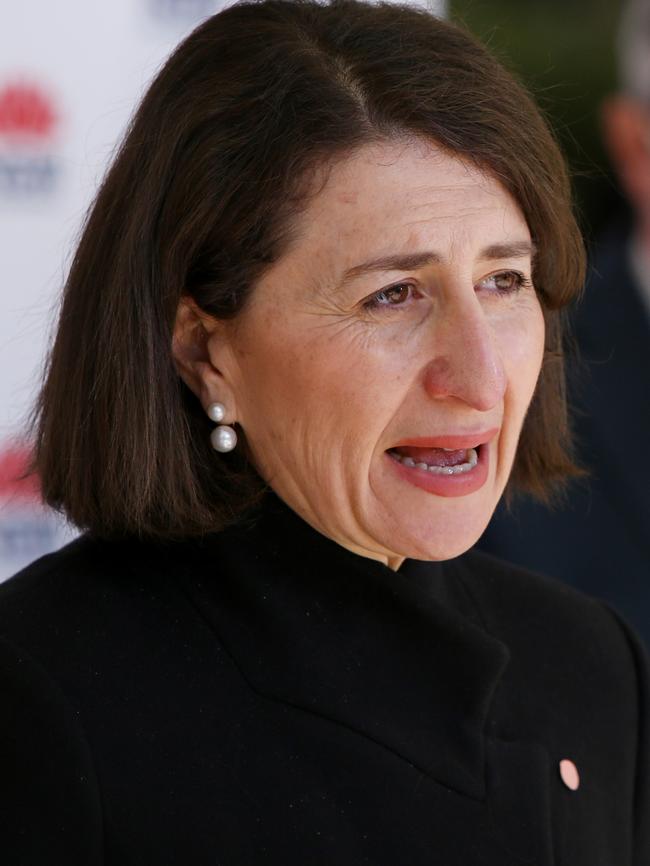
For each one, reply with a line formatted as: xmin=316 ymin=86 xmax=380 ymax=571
xmin=289 ymin=138 xmax=529 ymax=272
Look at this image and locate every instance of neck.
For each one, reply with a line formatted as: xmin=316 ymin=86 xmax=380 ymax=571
xmin=302 ymin=525 xmax=406 ymax=572
xmin=264 ymin=489 xmax=407 ymax=572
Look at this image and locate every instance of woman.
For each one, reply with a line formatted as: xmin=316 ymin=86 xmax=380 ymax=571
xmin=0 ymin=1 xmax=647 ymax=863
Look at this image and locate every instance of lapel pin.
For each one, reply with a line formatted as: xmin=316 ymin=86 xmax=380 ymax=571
xmin=559 ymin=758 xmax=580 ymax=791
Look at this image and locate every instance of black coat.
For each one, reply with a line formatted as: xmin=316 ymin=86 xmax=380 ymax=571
xmin=479 ymin=222 xmax=650 ymax=646
xmin=0 ymin=492 xmax=648 ymax=865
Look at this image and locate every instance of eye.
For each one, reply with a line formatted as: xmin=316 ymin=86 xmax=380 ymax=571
xmin=477 ymin=270 xmax=532 ymax=294
xmin=363 ymin=283 xmax=415 ymax=311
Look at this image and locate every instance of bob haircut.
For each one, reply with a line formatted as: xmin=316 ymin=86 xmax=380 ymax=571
xmin=30 ymin=0 xmax=586 ymax=539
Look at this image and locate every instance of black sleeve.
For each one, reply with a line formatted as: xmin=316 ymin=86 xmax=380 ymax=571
xmin=0 ymin=634 xmax=103 ymax=865
xmin=601 ymin=605 xmax=650 ymax=866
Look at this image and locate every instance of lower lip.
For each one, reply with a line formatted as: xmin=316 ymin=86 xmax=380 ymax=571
xmin=385 ymin=443 xmax=490 ymax=498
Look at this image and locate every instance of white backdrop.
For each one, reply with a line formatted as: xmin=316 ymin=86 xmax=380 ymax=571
xmin=0 ymin=0 xmax=446 ymax=580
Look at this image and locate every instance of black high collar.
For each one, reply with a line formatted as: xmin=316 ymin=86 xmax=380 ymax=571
xmin=180 ymin=493 xmax=510 ymax=801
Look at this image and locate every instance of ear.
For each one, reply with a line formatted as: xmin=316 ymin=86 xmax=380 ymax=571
xmin=601 ymin=96 xmax=650 ymax=205
xmin=171 ymin=296 xmax=239 ymax=422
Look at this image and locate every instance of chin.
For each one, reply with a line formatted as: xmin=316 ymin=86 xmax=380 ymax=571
xmin=394 ymin=520 xmax=491 ymax=562
xmin=368 ymin=444 xmax=507 ymax=562
xmin=370 ymin=487 xmax=500 ymax=563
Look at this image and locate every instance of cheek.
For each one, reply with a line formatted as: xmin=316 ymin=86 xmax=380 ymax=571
xmin=490 ymin=301 xmax=545 ymax=486
xmin=232 ymin=317 xmax=410 ymax=464
xmin=497 ymin=301 xmax=546 ymax=402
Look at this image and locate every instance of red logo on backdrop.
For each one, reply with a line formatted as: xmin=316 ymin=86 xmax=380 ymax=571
xmin=0 ymin=83 xmax=57 ymax=140
xmin=0 ymin=79 xmax=60 ymax=195
xmin=0 ymin=443 xmax=65 ymax=570
xmin=0 ymin=444 xmax=41 ymax=504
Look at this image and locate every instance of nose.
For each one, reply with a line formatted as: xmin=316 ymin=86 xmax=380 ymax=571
xmin=422 ymin=295 xmax=506 ymax=411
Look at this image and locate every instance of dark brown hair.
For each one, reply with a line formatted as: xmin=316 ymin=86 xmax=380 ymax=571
xmin=30 ymin=0 xmax=585 ymax=538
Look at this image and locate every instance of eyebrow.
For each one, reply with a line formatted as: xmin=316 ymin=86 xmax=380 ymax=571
xmin=338 ymin=240 xmax=536 ymax=287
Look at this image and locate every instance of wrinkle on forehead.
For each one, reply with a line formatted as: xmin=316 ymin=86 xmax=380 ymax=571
xmin=267 ymin=139 xmax=528 ymax=298
xmin=313 ymin=146 xmax=512 ymax=222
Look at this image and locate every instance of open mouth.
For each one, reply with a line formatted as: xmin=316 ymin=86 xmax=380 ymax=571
xmin=384 ymin=429 xmax=497 ymax=497
xmin=387 ymin=445 xmax=481 ymax=475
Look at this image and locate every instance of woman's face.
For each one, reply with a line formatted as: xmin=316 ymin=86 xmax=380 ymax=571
xmin=208 ymin=139 xmax=545 ymax=567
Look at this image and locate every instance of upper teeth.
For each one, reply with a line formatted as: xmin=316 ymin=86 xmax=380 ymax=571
xmin=393 ymin=447 xmax=479 ymax=475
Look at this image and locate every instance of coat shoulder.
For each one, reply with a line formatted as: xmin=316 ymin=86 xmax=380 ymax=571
xmin=453 ymin=547 xmax=647 ymax=707
xmin=0 ymin=532 xmax=193 ymax=679
xmin=456 ymin=547 xmax=635 ymax=653
xmin=0 ymin=533 xmax=133 ymax=626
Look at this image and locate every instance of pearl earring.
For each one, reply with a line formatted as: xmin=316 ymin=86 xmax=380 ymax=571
xmin=207 ymin=402 xmax=238 ymax=453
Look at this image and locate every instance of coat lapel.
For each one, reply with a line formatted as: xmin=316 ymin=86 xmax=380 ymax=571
xmin=180 ymin=495 xmax=509 ymax=801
